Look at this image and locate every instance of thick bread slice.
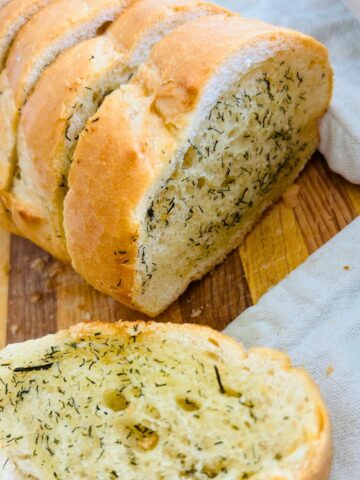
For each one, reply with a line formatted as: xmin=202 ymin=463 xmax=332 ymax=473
xmin=11 ymin=0 xmax=226 ymax=261
xmin=64 ymin=15 xmax=333 ymax=316
xmin=0 ymin=321 xmax=331 ymax=479
xmin=0 ymin=0 xmax=130 ymax=200
xmin=0 ymin=0 xmax=57 ymax=71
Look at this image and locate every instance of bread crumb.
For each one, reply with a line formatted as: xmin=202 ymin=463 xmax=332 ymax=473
xmin=30 ymin=258 xmax=45 ymax=272
xmin=30 ymin=293 xmax=41 ymax=304
xmin=282 ymin=184 xmax=300 ymax=208
xmin=343 ymin=265 xmax=350 ymax=271
xmin=48 ymin=261 xmax=63 ymax=278
xmin=326 ymin=366 xmax=334 ymax=376
xmin=191 ymin=308 xmax=203 ymax=318
xmin=10 ymin=324 xmax=19 ymax=335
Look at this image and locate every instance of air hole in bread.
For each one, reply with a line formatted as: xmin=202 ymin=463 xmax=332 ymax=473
xmin=197 ymin=176 xmax=206 ymax=189
xmin=176 ymin=397 xmax=200 ymax=412
xmin=102 ymin=390 xmax=129 ymax=412
xmin=206 ymin=351 xmax=220 ymax=361
xmin=201 ymin=462 xmax=235 ymax=478
xmin=96 ymin=20 xmax=113 ymax=36
xmin=183 ymin=146 xmax=196 ymax=169
xmin=125 ymin=423 xmax=159 ymax=451
xmin=208 ymin=338 xmax=220 ymax=347
xmin=130 ymin=386 xmax=143 ymax=398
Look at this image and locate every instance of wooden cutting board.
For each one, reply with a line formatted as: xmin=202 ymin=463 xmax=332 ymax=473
xmin=0 ymin=153 xmax=359 ymax=347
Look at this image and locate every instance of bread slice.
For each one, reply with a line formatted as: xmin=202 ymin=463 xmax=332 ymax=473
xmin=64 ymin=15 xmax=333 ymax=316
xmin=0 ymin=321 xmax=332 ymax=479
xmin=0 ymin=0 xmax=130 ymax=199
xmin=0 ymin=0 xmax=56 ymax=71
xmin=11 ymin=0 xmax=226 ymax=261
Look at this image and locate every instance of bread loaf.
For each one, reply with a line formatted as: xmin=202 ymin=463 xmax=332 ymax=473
xmin=0 ymin=0 xmax=130 ymax=204
xmin=0 ymin=321 xmax=332 ymax=479
xmin=0 ymin=2 xmax=332 ymax=315
xmin=64 ymin=14 xmax=333 ymax=316
xmin=11 ymin=0 xmax=226 ymax=260
xmin=0 ymin=0 xmax=56 ymax=71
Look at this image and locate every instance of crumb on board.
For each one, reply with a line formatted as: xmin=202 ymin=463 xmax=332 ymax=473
xmin=326 ymin=366 xmax=334 ymax=376
xmin=10 ymin=324 xmax=19 ymax=336
xmin=191 ymin=307 xmax=204 ymax=318
xmin=29 ymin=293 xmax=41 ymax=304
xmin=30 ymin=258 xmax=45 ymax=272
xmin=83 ymin=312 xmax=93 ymax=321
xmin=343 ymin=265 xmax=350 ymax=271
xmin=48 ymin=261 xmax=63 ymax=278
xmin=282 ymin=184 xmax=301 ymax=208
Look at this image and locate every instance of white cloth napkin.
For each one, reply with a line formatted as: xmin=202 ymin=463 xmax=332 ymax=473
xmin=225 ymin=217 xmax=360 ymax=478
xmin=219 ymin=1 xmax=360 ymax=475
xmin=219 ymin=0 xmax=360 ymax=183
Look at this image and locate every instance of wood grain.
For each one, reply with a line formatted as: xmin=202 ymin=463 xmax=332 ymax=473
xmin=0 ymin=227 xmax=10 ymax=348
xmin=1 ymin=153 xmax=359 ymax=345
xmin=7 ymin=236 xmax=57 ymax=343
xmin=240 ymin=200 xmax=308 ymax=303
xmin=293 ymin=154 xmax=357 ymax=253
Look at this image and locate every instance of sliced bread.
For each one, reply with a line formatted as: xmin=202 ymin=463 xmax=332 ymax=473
xmin=0 ymin=321 xmax=332 ymax=479
xmin=0 ymin=0 xmax=56 ymax=71
xmin=0 ymin=0 xmax=130 ymax=199
xmin=64 ymin=14 xmax=333 ymax=316
xmin=11 ymin=0 xmax=226 ymax=260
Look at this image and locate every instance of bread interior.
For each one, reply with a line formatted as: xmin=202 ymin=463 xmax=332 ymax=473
xmin=135 ymin=48 xmax=330 ymax=314
xmin=0 ymin=326 xmax=323 ymax=479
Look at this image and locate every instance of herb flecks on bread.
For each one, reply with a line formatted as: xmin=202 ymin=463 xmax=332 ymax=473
xmin=139 ymin=57 xmax=324 ymax=300
xmin=0 ymin=322 xmax=331 ymax=479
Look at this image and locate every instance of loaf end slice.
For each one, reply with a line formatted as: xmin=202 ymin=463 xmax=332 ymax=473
xmin=0 ymin=321 xmax=331 ymax=479
xmin=65 ymin=14 xmax=333 ymax=315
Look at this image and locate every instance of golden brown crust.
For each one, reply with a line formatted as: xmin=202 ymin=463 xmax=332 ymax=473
xmin=107 ymin=0 xmax=227 ymax=53
xmin=6 ymin=0 xmax=128 ymax=106
xmin=249 ymin=346 xmax=332 ymax=480
xmin=0 ymin=192 xmax=21 ymax=235
xmin=66 ymin=88 xmax=155 ymax=307
xmin=13 ymin=36 xmax=117 ymax=261
xmin=0 ymin=0 xmax=55 ymax=70
xmin=0 ymin=0 xmax=130 ymax=241
xmin=65 ymin=14 xmax=332 ymax=315
xmin=0 ymin=0 xmax=12 ymax=12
